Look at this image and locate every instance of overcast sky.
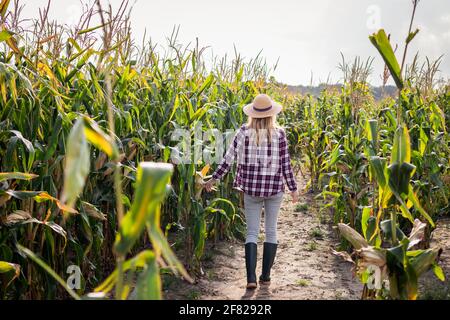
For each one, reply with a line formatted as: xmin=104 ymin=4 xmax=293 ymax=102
xmin=18 ymin=0 xmax=450 ymax=85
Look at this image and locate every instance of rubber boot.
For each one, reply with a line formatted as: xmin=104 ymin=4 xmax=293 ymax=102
xmin=259 ymin=242 xmax=278 ymax=284
xmin=245 ymin=242 xmax=257 ymax=289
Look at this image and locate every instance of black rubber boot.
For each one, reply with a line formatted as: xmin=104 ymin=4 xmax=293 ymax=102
xmin=259 ymin=242 xmax=278 ymax=284
xmin=245 ymin=242 xmax=257 ymax=289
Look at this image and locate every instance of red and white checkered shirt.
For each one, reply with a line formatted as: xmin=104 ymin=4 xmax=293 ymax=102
xmin=212 ymin=124 xmax=297 ymax=197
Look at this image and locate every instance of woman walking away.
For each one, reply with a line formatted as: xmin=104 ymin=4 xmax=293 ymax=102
xmin=205 ymin=93 xmax=299 ymax=290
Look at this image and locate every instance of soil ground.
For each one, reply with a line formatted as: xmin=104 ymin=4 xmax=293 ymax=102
xmin=419 ymin=218 xmax=450 ymax=299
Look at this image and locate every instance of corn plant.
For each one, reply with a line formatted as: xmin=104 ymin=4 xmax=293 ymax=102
xmin=333 ymin=0 xmax=447 ymax=299
xmin=337 ymin=218 xmax=444 ymax=300
xmin=14 ymin=115 xmax=192 ymax=300
xmin=0 ymin=0 xmax=272 ymax=298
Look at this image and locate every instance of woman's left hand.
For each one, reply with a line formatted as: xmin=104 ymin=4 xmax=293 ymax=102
xmin=291 ymin=190 xmax=299 ymax=203
xmin=204 ymin=179 xmax=217 ymax=192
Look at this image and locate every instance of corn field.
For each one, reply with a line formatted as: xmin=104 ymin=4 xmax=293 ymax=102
xmin=0 ymin=0 xmax=449 ymax=300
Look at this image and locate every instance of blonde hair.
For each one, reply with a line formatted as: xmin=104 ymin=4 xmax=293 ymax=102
xmin=247 ymin=116 xmax=278 ymax=145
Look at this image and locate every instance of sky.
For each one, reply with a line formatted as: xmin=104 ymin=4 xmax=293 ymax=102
xmin=18 ymin=0 xmax=450 ymax=86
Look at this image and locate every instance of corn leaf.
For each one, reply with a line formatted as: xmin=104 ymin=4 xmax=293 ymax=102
xmin=0 ymin=0 xmax=10 ymax=19
xmin=391 ymin=126 xmax=411 ymax=165
xmin=95 ymin=250 xmax=154 ymax=295
xmin=16 ymin=244 xmax=80 ymax=300
xmin=410 ymin=247 xmax=440 ymax=277
xmin=0 ymin=29 xmax=12 ymax=42
xmin=0 ymin=260 xmax=20 ymax=292
xmin=407 ymin=187 xmax=435 ymax=227
xmin=361 ymin=206 xmax=371 ymax=239
xmin=81 ymin=201 xmax=107 ymax=221
xmin=388 ymin=162 xmax=415 ymax=197
xmin=83 ymin=117 xmax=119 ymax=159
xmin=369 ymin=156 xmax=387 ymax=188
xmin=61 ymin=118 xmax=90 ymax=210
xmin=3 ymin=190 xmax=77 ymax=214
xmin=37 ymin=62 xmax=58 ymax=83
xmin=432 ymin=263 xmax=445 ymax=281
xmin=114 ymin=162 xmax=173 ymax=255
xmin=369 ymin=29 xmax=403 ymax=89
xmin=77 ymin=22 xmax=110 ymax=36
xmin=365 ymin=119 xmax=378 ymax=157
xmin=4 ymin=210 xmax=67 ymax=248
xmin=136 ymin=251 xmax=161 ymax=300
xmin=406 ymin=29 xmax=420 ymax=44
xmin=0 ymin=172 xmax=38 ymax=182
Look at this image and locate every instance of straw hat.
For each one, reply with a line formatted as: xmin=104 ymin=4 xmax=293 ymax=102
xmin=243 ymin=94 xmax=282 ymax=118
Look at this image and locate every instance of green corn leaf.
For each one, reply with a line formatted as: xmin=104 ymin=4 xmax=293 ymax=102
xmin=380 ymin=219 xmax=406 ymax=242
xmin=388 ymin=162 xmax=415 ymax=197
xmin=390 ymin=186 xmax=415 ymax=223
xmin=2 ymin=190 xmax=77 ymax=213
xmin=193 ymin=214 xmax=206 ymax=259
xmin=0 ymin=172 xmax=38 ymax=182
xmin=68 ymin=46 xmax=89 ymax=62
xmin=9 ymin=130 xmax=35 ymax=172
xmin=366 ymin=119 xmax=378 ymax=156
xmin=67 ymin=37 xmax=82 ymax=52
xmin=405 ymin=262 xmax=419 ymax=300
xmin=43 ymin=114 xmax=63 ymax=161
xmin=196 ymin=73 xmax=215 ymax=97
xmin=16 ymin=244 xmax=81 ymax=300
xmin=83 ymin=117 xmax=119 ymax=160
xmin=398 ymin=200 xmax=415 ymax=223
xmin=432 ymin=263 xmax=445 ymax=281
xmin=95 ymin=250 xmax=157 ymax=299
xmin=407 ymin=187 xmax=435 ymax=227
xmin=386 ymin=242 xmax=407 ymax=267
xmin=369 ymin=156 xmax=387 ymax=188
xmin=136 ymin=251 xmax=161 ymax=300
xmin=391 ymin=126 xmax=411 ymax=165
xmin=2 ymin=190 xmax=42 ymax=200
xmin=361 ymin=207 xmax=371 ymax=239
xmin=61 ymin=118 xmax=90 ymax=210
xmin=369 ymin=29 xmax=403 ymax=89
xmin=0 ymin=29 xmax=12 ymax=42
xmin=418 ymin=127 xmax=428 ymax=156
xmin=406 ymin=29 xmax=420 ymax=44
xmin=65 ymin=49 xmax=95 ymax=82
xmin=5 ymin=210 xmax=67 ymax=248
xmin=321 ymin=191 xmax=341 ymax=198
xmin=0 ymin=0 xmax=10 ymax=19
xmin=114 ymin=162 xmax=173 ymax=255
xmin=146 ymin=208 xmax=192 ymax=282
xmin=410 ymin=247 xmax=440 ymax=277
xmin=380 ymin=186 xmax=393 ymax=209
xmin=191 ymin=105 xmax=209 ymax=122
xmin=430 ymin=102 xmax=446 ymax=133
xmin=0 ymin=260 xmax=20 ymax=293
xmin=76 ymin=22 xmax=110 ymax=36
xmin=81 ymin=201 xmax=107 ymax=221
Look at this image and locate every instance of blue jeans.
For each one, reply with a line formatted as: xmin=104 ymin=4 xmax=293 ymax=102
xmin=243 ymin=192 xmax=284 ymax=244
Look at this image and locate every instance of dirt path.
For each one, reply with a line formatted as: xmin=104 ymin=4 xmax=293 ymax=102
xmin=419 ymin=218 xmax=450 ymax=299
xmin=164 ymin=175 xmax=362 ymax=300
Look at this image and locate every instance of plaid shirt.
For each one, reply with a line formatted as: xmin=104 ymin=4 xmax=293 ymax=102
xmin=212 ymin=124 xmax=297 ymax=197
